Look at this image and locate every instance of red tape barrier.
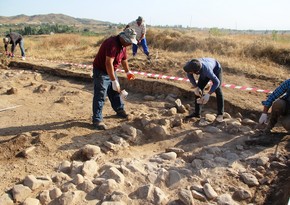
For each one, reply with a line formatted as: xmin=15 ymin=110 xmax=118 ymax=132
xmin=24 ymin=57 xmax=272 ymax=94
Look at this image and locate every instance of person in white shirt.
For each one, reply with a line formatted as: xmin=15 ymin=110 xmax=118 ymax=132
xmin=125 ymin=16 xmax=150 ymax=60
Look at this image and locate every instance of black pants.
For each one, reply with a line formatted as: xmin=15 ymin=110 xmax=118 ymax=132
xmin=195 ymin=68 xmax=224 ymax=116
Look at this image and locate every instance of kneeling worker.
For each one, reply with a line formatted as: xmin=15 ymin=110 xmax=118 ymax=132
xmin=259 ymin=78 xmax=290 ymax=132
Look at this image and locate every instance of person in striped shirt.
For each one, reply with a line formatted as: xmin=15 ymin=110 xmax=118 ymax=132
xmin=125 ymin=16 xmax=150 ymax=60
xmin=259 ymin=79 xmax=290 ymax=132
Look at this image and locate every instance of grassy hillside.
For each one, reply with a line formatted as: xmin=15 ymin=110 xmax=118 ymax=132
xmin=0 ymin=14 xmax=118 ymax=36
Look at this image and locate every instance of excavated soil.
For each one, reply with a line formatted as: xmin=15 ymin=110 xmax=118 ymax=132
xmin=0 ymin=58 xmax=289 ymax=205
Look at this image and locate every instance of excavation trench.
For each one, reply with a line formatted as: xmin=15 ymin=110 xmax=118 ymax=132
xmin=9 ymin=61 xmax=261 ymax=118
xmin=4 ymin=61 xmax=289 ymax=205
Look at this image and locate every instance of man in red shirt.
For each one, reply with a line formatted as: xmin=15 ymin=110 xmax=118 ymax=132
xmin=92 ymin=28 xmax=137 ymax=130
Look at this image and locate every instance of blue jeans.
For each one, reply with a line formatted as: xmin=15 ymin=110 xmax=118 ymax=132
xmin=19 ymin=39 xmax=25 ymax=57
xmin=132 ymin=38 xmax=149 ymax=56
xmin=92 ymin=69 xmax=124 ymax=123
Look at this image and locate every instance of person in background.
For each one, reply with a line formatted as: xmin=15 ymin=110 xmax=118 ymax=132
xmin=3 ymin=32 xmax=26 ymax=60
xmin=125 ymin=16 xmax=150 ymax=60
xmin=259 ymin=78 xmax=290 ymax=132
xmin=92 ymin=28 xmax=137 ymax=130
xmin=183 ymin=58 xmax=224 ymax=122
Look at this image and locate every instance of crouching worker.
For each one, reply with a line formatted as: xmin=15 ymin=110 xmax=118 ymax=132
xmin=183 ymin=58 xmax=224 ymax=122
xmin=259 ymin=78 xmax=290 ymax=132
xmin=92 ymin=28 xmax=137 ymax=130
xmin=3 ymin=32 xmax=26 ymax=60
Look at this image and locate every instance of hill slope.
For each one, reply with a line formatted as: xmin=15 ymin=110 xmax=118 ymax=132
xmin=0 ymin=13 xmax=111 ymax=25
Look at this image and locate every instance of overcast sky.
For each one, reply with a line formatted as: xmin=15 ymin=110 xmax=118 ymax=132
xmin=0 ymin=0 xmax=289 ymax=30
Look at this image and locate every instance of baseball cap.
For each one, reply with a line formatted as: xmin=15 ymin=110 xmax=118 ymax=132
xmin=120 ymin=28 xmax=137 ymax=45
xmin=136 ymin=16 xmax=143 ymax=22
xmin=183 ymin=59 xmax=202 ymax=73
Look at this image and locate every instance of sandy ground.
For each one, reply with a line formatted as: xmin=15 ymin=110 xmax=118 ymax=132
xmin=0 ymin=57 xmax=289 ymax=204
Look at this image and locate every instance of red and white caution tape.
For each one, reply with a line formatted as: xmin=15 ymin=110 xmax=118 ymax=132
xmin=115 ymin=69 xmax=272 ymax=94
xmin=23 ymin=57 xmax=273 ymax=94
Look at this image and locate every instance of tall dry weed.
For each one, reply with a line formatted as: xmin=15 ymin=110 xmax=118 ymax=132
xmin=23 ymin=34 xmax=101 ymax=62
xmin=5 ymin=30 xmax=288 ymax=81
xmin=147 ymin=29 xmax=290 ymax=67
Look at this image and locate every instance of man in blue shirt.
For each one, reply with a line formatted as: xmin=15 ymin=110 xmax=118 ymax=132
xmin=183 ymin=58 xmax=224 ymax=122
xmin=259 ymin=79 xmax=290 ymax=132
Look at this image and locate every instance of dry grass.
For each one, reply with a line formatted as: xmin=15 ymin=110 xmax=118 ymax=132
xmin=1 ymin=29 xmax=289 ymax=82
xmin=23 ymin=34 xmax=103 ymax=63
xmin=146 ymin=28 xmax=290 ymax=80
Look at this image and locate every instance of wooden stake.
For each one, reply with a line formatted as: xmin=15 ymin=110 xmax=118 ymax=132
xmin=0 ymin=105 xmax=22 ymax=112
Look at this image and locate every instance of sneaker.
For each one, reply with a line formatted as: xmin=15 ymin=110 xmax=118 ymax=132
xmin=185 ymin=112 xmax=200 ymax=119
xmin=147 ymin=55 xmax=151 ymax=60
xmin=116 ymin=110 xmax=128 ymax=118
xmin=262 ymin=126 xmax=272 ymax=134
xmin=93 ymin=121 xmax=107 ymax=130
xmin=216 ymin=115 xmax=223 ymax=122
xmin=22 ymin=57 xmax=26 ymax=61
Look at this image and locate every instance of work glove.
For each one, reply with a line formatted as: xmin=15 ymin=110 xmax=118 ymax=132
xmin=120 ymin=89 xmax=128 ymax=101
xmin=197 ymin=93 xmax=210 ymax=104
xmin=259 ymin=113 xmax=268 ymax=124
xmin=193 ymin=87 xmax=202 ymax=97
xmin=112 ymin=80 xmax=120 ymax=93
xmin=126 ymin=71 xmax=135 ymax=80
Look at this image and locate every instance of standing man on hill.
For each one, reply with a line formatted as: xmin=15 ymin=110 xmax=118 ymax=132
xmin=183 ymin=58 xmax=224 ymax=122
xmin=3 ymin=32 xmax=26 ymax=60
xmin=125 ymin=16 xmax=150 ymax=60
xmin=92 ymin=28 xmax=137 ymax=130
xmin=258 ymin=78 xmax=290 ymax=132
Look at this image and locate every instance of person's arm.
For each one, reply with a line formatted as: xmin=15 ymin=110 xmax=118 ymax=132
xmin=105 ymin=56 xmax=116 ymax=81
xmin=206 ymin=70 xmax=220 ymax=94
xmin=139 ymin=24 xmax=146 ymax=42
xmin=105 ymin=56 xmax=121 ymax=92
xmin=4 ymin=43 xmax=8 ymax=52
xmin=187 ymin=73 xmax=197 ymax=87
xmin=262 ymin=79 xmax=290 ymax=108
xmin=121 ymin=59 xmax=135 ymax=80
xmin=259 ymin=79 xmax=290 ymax=124
xmin=121 ymin=59 xmax=130 ymax=73
xmin=262 ymin=105 xmax=270 ymax=113
xmin=10 ymin=40 xmax=16 ymax=56
xmin=138 ymin=33 xmax=145 ymax=43
xmin=125 ymin=21 xmax=134 ymax=30
xmin=124 ymin=25 xmax=130 ymax=30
